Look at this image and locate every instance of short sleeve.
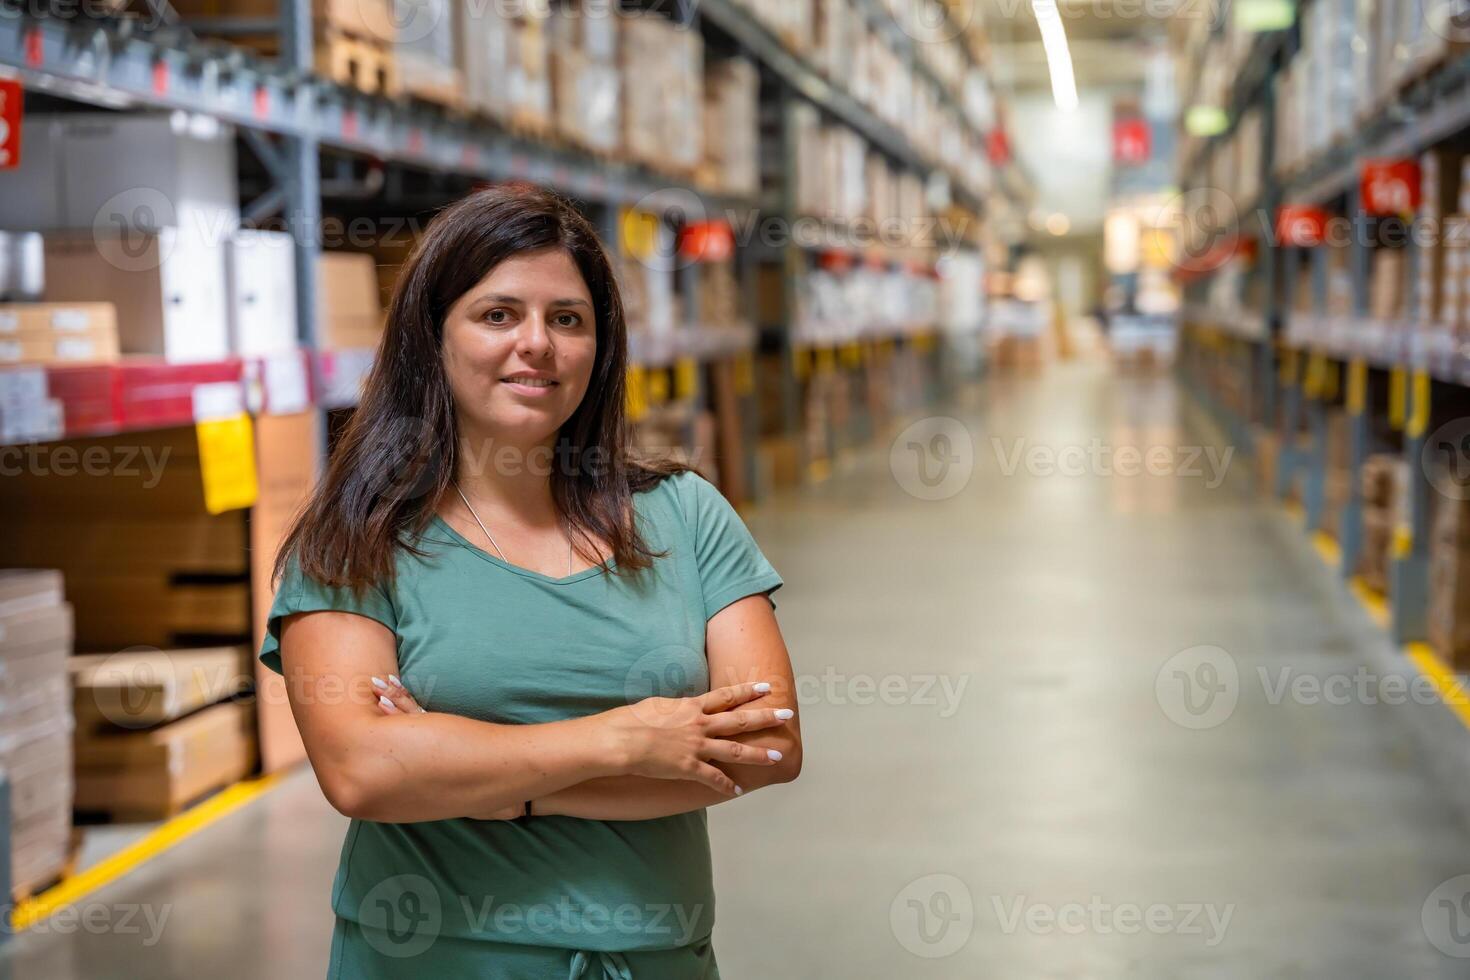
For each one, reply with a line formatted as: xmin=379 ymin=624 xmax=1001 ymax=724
xmin=258 ymin=555 xmax=398 ymax=675
xmin=675 ymin=471 xmax=784 ymax=621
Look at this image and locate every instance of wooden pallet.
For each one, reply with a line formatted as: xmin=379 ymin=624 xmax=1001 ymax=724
xmin=10 ymin=829 xmax=84 ymax=904
xmin=316 ymin=28 xmax=401 ymax=98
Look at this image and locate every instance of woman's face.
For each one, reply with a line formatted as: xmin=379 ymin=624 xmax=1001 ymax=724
xmin=441 ymin=247 xmax=598 ymax=452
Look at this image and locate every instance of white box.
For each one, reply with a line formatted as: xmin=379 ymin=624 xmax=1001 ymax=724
xmin=43 ymin=229 xmax=230 ymax=363
xmin=226 ymin=230 xmax=299 ymax=357
xmin=0 ymin=112 xmax=238 ymax=239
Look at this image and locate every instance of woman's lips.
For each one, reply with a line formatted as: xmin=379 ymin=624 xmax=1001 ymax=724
xmin=500 ymin=378 xmax=559 ymax=396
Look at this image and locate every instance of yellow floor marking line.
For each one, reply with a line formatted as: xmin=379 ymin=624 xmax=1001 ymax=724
xmin=10 ymin=773 xmax=282 ymax=932
xmin=1406 ymin=643 xmax=1470 ymax=727
xmin=1348 ymin=577 xmax=1390 ymax=629
xmin=1312 ymin=531 xmax=1341 ymax=569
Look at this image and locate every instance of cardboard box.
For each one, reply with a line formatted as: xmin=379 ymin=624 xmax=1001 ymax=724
xmin=73 ymin=699 xmax=256 ymax=819
xmin=250 ymin=412 xmax=320 ymax=772
xmin=44 ymin=231 xmax=231 ymax=363
xmin=1 ymin=572 xmax=74 ymax=898
xmin=0 ymin=300 xmax=120 ymax=364
xmin=226 ymin=229 xmax=299 ymax=356
xmin=0 ymin=113 xmax=239 ymax=234
xmin=317 ymin=251 xmax=384 ymax=350
xmin=69 ymin=647 xmax=251 ymax=732
xmin=702 ymin=58 xmax=758 ymax=196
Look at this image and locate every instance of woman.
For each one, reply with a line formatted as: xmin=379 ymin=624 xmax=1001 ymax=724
xmin=259 ymin=185 xmax=802 ymax=978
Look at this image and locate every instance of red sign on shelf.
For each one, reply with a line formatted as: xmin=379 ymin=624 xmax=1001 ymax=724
xmin=986 ymin=129 xmax=1010 ymax=167
xmin=1361 ymin=159 xmax=1421 ymax=216
xmin=1112 ymin=117 xmax=1151 ymax=165
xmin=678 ymin=221 xmax=735 ymax=263
xmin=1276 ymin=205 xmax=1329 ymax=247
xmin=0 ymin=79 xmax=21 ymax=170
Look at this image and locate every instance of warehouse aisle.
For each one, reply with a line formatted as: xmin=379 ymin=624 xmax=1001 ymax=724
xmin=5 ymin=361 xmax=1470 ymax=979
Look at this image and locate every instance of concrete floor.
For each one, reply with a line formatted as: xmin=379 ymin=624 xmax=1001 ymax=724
xmin=6 ymin=361 xmax=1470 ymax=978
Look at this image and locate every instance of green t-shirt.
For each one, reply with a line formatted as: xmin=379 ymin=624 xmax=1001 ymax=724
xmin=259 ymin=469 xmax=783 ymax=953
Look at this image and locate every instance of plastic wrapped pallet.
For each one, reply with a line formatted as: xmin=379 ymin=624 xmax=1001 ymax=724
xmin=393 ymin=0 xmax=461 ymax=106
xmin=701 ymin=58 xmax=758 ymax=196
xmin=549 ymin=2 xmax=619 ymax=153
xmin=620 ymin=17 xmax=701 ymax=174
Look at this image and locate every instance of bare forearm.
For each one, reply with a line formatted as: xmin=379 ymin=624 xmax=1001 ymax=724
xmin=536 ymin=737 xmax=802 ymax=821
xmin=314 ymin=711 xmax=614 ymax=823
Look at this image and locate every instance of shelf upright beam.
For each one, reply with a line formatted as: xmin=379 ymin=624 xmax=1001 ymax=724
xmin=1303 ymin=244 xmax=1328 ymax=531
xmin=1339 ymin=183 xmax=1371 ymax=579
xmin=1393 ymin=369 xmax=1431 ymax=643
xmin=1277 ymin=246 xmax=1304 ymax=500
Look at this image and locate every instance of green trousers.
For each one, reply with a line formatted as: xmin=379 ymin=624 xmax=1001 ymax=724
xmin=328 ymin=916 xmax=721 ymax=979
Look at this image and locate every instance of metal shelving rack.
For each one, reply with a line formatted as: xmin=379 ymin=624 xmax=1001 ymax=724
xmin=1178 ymin=0 xmax=1470 ymax=646
xmin=0 ymin=0 xmax=1015 ymax=450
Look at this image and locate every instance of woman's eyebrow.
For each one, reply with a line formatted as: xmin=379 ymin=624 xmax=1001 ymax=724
xmin=552 ymin=298 xmax=592 ymax=308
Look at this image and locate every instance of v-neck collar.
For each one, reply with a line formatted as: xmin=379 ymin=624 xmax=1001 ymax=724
xmin=429 ymin=514 xmax=614 ymax=585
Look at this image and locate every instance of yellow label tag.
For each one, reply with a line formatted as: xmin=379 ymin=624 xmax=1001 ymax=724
xmin=1346 ymin=359 xmax=1367 ymax=415
xmin=912 ymin=331 xmax=935 ymax=353
xmin=839 ymin=341 xmax=862 ymax=368
xmin=878 ymin=337 xmax=895 ymax=359
xmin=626 ymin=366 xmax=648 ymax=421
xmin=792 ymin=346 xmax=810 ymax=381
xmin=619 ymin=208 xmax=660 ymax=261
xmin=1303 ymin=353 xmax=1325 ymax=399
xmin=1389 ymin=367 xmax=1406 ymax=429
xmin=734 ymin=351 xmax=754 ymax=395
xmin=674 ymin=357 xmax=697 ymax=400
xmin=647 ymin=366 xmax=669 ymax=405
xmin=815 ymin=347 xmax=836 ymax=376
xmin=1407 ymin=370 xmax=1431 ymax=439
xmin=196 ymin=413 xmax=259 ymax=515
xmin=1393 ymin=524 xmax=1414 ymax=559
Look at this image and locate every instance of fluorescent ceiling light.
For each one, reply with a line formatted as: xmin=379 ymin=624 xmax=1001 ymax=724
xmin=1032 ymin=0 xmax=1079 ymax=112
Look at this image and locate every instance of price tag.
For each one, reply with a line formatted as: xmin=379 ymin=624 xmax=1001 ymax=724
xmin=620 ymin=208 xmax=660 ymax=261
xmin=0 ymin=79 xmax=20 ymax=170
xmin=196 ymin=413 xmax=259 ymax=514
xmin=254 ymin=85 xmax=270 ymax=120
xmin=152 ymin=59 xmax=169 ymax=96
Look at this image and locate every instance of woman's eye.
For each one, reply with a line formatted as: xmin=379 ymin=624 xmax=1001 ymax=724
xmin=554 ymin=313 xmax=583 ymax=328
xmin=484 ymin=309 xmax=511 ymax=325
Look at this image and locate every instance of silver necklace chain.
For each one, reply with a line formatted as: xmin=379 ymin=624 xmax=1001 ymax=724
xmin=452 ymin=481 xmax=572 ymax=576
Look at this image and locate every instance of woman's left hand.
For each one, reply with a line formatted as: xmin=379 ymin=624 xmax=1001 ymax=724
xmin=371 ymin=674 xmax=523 ymax=821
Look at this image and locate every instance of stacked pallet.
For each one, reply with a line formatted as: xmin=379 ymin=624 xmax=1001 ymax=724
xmin=1357 ymin=453 xmax=1408 ymax=594
xmin=621 ymin=16 xmax=703 ymax=177
xmin=0 ymin=428 xmax=254 ymax=652
xmin=1430 ymin=495 xmax=1470 ymax=668
xmin=1 ymin=571 xmax=75 ymax=898
xmin=461 ymin=2 xmax=552 ymax=134
xmin=549 ymin=2 xmax=620 ymax=154
xmin=170 ymin=0 xmax=401 ymax=97
xmin=701 ymin=58 xmax=759 ymax=196
xmin=70 ymin=648 xmax=255 ymax=820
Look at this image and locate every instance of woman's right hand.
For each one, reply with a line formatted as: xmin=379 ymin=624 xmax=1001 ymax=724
xmin=601 ymin=681 xmax=794 ymax=797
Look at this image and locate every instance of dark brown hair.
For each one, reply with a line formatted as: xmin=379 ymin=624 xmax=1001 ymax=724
xmin=276 ymin=184 xmax=690 ymax=590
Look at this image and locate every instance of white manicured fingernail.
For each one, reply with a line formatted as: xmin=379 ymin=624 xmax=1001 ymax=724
xmin=753 ymin=682 xmax=771 ymax=693
xmin=733 ymin=786 xmax=744 ymax=796
xmin=766 ymin=749 xmax=783 ymax=762
xmin=378 ymin=695 xmax=396 ymax=712
xmin=371 ymin=677 xmax=388 ymax=691
xmin=775 ymin=708 xmax=794 ymax=720
xmin=389 ymin=675 xmax=404 ymax=689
